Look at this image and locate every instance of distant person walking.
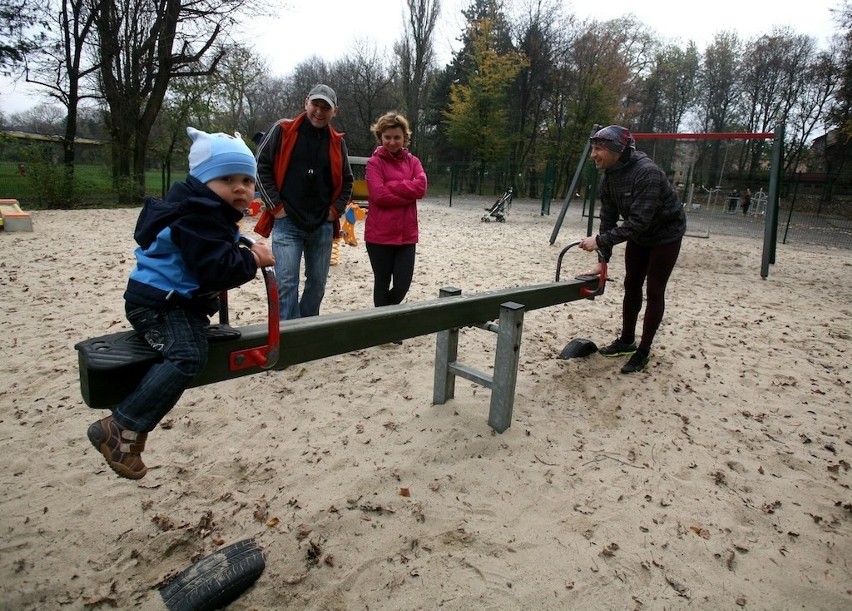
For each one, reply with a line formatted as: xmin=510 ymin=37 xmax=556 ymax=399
xmin=727 ymin=188 xmax=740 ymax=213
xmin=741 ymin=188 xmax=752 ymax=216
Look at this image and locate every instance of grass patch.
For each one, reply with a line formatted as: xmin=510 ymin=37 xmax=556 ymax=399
xmin=0 ymin=161 xmax=186 ymax=209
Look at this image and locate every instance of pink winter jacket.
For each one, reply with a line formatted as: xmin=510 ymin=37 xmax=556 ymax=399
xmin=364 ymin=146 xmax=427 ymax=245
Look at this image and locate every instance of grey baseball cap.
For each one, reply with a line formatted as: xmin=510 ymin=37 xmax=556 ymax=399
xmin=308 ymin=84 xmax=337 ymax=107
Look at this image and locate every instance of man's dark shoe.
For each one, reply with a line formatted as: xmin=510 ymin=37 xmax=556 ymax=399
xmin=598 ymin=338 xmax=637 ymax=357
xmin=621 ymin=351 xmax=649 ymax=374
xmin=88 ymin=415 xmax=148 ymax=479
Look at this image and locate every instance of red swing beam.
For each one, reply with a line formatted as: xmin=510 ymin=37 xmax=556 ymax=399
xmin=631 ymin=132 xmax=775 ymax=140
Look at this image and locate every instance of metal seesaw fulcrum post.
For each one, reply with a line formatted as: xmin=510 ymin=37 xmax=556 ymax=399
xmin=432 ymin=242 xmax=607 ymax=432
xmin=76 ymin=247 xmax=605 ymax=433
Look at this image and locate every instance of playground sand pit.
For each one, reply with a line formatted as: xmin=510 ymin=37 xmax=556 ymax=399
xmin=0 ymin=198 xmax=850 ymax=609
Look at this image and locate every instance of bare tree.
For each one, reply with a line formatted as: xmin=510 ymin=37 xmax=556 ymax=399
xmin=630 ymin=42 xmax=699 ymax=170
xmin=505 ymin=0 xmax=568 ymax=193
xmin=7 ymin=101 xmax=65 ymax=132
xmin=213 ymin=43 xmax=267 ymax=137
xmin=245 ymin=72 xmax=291 ymax=138
xmin=694 ymin=31 xmax=743 ymax=185
xmin=93 ymin=0 xmax=254 ymax=201
xmin=0 ymin=0 xmax=48 ymax=74
xmin=609 ymin=15 xmax=658 ymax=121
xmin=332 ymin=39 xmax=396 ymax=155
xmin=739 ymin=28 xmax=818 ymax=177
xmin=396 ymin=0 xmax=439 ymax=153
xmin=544 ymin=19 xmax=632 ymax=196
xmin=785 ymin=44 xmax=842 ymax=173
xmin=825 ymin=0 xmax=851 ymax=181
xmin=24 ymin=0 xmax=100 ymax=169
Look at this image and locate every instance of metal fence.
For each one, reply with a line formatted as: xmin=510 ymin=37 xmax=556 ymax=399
xmin=419 ymin=163 xmax=852 ymax=251
xmin=2 ymin=157 xmax=850 ymax=250
xmin=673 ymin=187 xmax=852 ymax=249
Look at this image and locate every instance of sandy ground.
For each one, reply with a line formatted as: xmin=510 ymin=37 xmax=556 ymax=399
xmin=0 ymin=198 xmax=850 ymax=610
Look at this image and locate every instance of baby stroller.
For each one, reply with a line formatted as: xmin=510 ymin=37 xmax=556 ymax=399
xmin=481 ymin=187 xmax=513 ymax=223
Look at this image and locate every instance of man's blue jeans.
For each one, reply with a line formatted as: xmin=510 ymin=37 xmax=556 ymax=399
xmin=272 ymin=216 xmax=333 ymax=320
xmin=113 ymin=305 xmax=209 ymax=433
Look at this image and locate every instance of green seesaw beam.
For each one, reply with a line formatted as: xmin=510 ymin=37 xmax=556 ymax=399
xmin=76 ymin=276 xmax=602 ymax=432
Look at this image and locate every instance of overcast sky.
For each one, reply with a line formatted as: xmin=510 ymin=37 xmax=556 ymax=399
xmin=249 ymin=0 xmax=842 ymax=75
xmin=0 ymin=0 xmax=843 ymax=115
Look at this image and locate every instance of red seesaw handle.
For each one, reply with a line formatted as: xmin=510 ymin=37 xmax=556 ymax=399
xmin=554 ymin=240 xmax=608 ymax=298
xmin=229 ymin=236 xmax=280 ymax=370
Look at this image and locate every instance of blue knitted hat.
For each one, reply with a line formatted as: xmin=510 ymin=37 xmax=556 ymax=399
xmin=590 ymin=125 xmax=635 ymax=153
xmin=187 ymin=127 xmax=256 ymax=183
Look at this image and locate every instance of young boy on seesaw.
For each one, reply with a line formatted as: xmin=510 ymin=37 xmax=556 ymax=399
xmin=87 ymin=127 xmax=274 ymax=479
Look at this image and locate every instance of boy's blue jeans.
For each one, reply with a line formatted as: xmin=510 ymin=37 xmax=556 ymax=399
xmin=112 ymin=305 xmax=209 ymax=433
xmin=272 ymin=216 xmax=333 ymax=320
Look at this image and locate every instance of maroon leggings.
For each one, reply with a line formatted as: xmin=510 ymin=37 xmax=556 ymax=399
xmin=620 ymin=238 xmax=682 ymax=353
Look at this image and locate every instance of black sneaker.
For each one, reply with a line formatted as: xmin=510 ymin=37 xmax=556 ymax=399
xmin=621 ymin=351 xmax=649 ymax=374
xmin=598 ymin=338 xmax=637 ymax=357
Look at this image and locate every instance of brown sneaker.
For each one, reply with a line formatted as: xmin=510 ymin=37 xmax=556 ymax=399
xmin=87 ymin=415 xmax=148 ymax=479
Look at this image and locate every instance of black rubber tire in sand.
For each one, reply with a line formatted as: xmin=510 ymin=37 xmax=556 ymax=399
xmin=160 ymin=538 xmax=266 ymax=611
xmin=558 ymin=337 xmax=598 ymax=360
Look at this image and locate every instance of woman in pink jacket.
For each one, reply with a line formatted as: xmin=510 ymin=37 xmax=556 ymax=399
xmin=364 ymin=112 xmax=428 ymax=314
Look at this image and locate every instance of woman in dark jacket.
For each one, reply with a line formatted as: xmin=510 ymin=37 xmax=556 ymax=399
xmin=579 ymin=125 xmax=687 ymax=374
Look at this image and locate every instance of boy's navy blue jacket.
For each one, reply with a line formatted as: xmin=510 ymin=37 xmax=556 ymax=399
xmin=124 ymin=176 xmax=257 ymax=315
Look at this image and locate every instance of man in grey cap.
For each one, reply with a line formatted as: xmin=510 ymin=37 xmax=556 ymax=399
xmin=255 ymin=84 xmax=354 ymax=320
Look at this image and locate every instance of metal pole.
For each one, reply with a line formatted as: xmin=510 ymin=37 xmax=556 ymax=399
xmin=783 ymin=175 xmax=799 ymax=244
xmin=761 ymin=123 xmax=784 ymax=278
xmin=540 ymin=159 xmax=554 ymax=216
xmin=586 ymin=165 xmax=598 ymax=237
xmin=549 ymin=125 xmax=599 ymax=244
xmin=433 ymin=287 xmax=462 ymax=405
xmin=487 ymin=301 xmax=525 ymax=433
xmin=719 ymin=142 xmax=728 ymax=189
